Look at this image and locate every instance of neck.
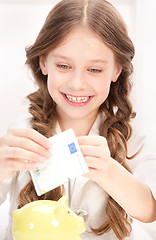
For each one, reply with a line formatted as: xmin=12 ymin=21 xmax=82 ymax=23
xmin=58 ymin=114 xmax=98 ymax=136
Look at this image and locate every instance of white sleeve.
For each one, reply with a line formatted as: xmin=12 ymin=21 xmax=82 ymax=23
xmin=0 ymin=178 xmax=12 ymax=205
xmin=0 ymin=117 xmax=31 ymax=205
xmin=127 ymin=126 xmax=156 ymax=200
xmin=132 ymin=156 xmax=156 ymax=199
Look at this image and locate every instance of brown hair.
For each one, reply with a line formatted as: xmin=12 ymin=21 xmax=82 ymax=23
xmin=18 ymin=0 xmax=135 ymax=239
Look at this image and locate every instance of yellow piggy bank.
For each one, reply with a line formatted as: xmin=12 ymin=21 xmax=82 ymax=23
xmin=12 ymin=196 xmax=86 ymax=240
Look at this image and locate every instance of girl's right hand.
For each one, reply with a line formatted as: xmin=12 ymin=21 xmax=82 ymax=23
xmin=0 ymin=128 xmax=52 ymax=182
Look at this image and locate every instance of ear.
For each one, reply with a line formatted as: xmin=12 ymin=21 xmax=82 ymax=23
xmin=54 ymin=196 xmax=68 ymax=222
xmin=39 ymin=55 xmax=48 ymax=75
xmin=112 ymin=64 xmax=122 ymax=82
xmin=57 ymin=196 xmax=68 ymax=207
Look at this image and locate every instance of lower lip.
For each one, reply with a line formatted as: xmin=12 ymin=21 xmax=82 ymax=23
xmin=61 ymin=93 xmax=93 ymax=107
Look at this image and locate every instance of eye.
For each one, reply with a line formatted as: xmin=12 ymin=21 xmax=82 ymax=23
xmin=57 ymin=64 xmax=71 ymax=70
xmin=88 ymin=68 xmax=102 ymax=73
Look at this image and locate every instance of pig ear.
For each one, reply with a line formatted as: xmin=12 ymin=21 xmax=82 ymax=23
xmin=13 ymin=209 xmax=20 ymax=219
xmin=57 ymin=196 xmax=68 ymax=208
xmin=54 ymin=196 xmax=68 ymax=222
xmin=54 ymin=196 xmax=68 ymax=213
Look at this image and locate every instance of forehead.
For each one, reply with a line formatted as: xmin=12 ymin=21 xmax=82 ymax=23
xmin=51 ymin=28 xmax=115 ymax=62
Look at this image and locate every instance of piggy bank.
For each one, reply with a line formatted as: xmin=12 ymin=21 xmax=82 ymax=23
xmin=12 ymin=196 xmax=86 ymax=240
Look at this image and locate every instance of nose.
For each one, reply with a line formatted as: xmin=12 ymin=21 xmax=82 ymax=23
xmin=67 ymin=70 xmax=87 ymax=90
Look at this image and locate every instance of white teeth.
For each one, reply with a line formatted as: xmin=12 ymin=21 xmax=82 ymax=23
xmin=66 ymin=94 xmax=89 ymax=103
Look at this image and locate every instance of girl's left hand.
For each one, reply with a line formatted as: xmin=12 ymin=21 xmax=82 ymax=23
xmin=77 ymin=135 xmax=111 ymax=185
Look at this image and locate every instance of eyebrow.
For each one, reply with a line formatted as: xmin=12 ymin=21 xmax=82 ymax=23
xmin=52 ymin=54 xmax=108 ymax=64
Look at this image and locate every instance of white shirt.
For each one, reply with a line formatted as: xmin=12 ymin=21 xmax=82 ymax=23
xmin=0 ymin=116 xmax=156 ymax=240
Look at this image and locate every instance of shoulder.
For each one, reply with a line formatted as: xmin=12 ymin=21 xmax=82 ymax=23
xmin=127 ymin=120 xmax=146 ymax=157
xmin=126 ymin=119 xmax=156 ymax=199
xmin=127 ymin=117 xmax=156 ymax=158
xmin=126 ymin=117 xmax=156 ymax=172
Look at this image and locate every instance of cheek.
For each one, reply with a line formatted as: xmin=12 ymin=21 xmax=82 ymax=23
xmin=95 ymin=79 xmax=112 ymax=99
xmin=47 ymin=75 xmax=57 ymax=98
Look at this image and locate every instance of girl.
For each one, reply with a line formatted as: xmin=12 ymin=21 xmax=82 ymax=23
xmin=0 ymin=0 xmax=156 ymax=239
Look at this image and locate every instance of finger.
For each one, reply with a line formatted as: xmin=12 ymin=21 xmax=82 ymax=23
xmin=80 ymin=144 xmax=109 ymax=159
xmin=85 ymin=156 xmax=102 ymax=169
xmin=5 ymin=159 xmax=37 ymax=171
xmin=77 ymin=135 xmax=107 ymax=146
xmin=5 ymin=147 xmax=48 ymax=164
xmin=8 ymin=128 xmax=52 ymax=150
xmin=80 ymin=145 xmax=101 ymax=157
xmin=6 ymin=136 xmax=51 ymax=159
xmin=83 ymin=168 xmax=100 ymax=181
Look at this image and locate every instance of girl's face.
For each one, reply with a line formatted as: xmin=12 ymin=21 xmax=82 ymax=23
xmin=40 ymin=28 xmax=122 ymax=126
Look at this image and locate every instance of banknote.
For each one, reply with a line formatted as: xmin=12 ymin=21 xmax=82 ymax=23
xmin=30 ymin=129 xmax=88 ymax=196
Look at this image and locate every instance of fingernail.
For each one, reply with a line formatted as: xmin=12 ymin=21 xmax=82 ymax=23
xmin=46 ymin=141 xmax=52 ymax=149
xmin=45 ymin=151 xmax=51 ymax=158
xmin=39 ymin=156 xmax=47 ymax=163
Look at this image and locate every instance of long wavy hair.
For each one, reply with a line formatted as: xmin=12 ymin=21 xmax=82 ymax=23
xmin=18 ymin=0 xmax=136 ymax=239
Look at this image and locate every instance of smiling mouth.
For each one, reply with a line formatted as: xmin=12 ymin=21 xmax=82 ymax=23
xmin=65 ymin=94 xmax=90 ymax=103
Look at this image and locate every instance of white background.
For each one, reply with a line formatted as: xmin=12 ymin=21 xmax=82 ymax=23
xmin=0 ymin=0 xmax=156 ymax=239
